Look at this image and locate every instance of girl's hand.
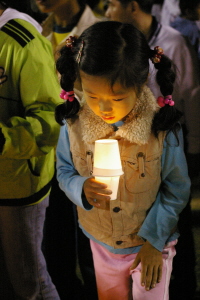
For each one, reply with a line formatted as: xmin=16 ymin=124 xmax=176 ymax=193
xmin=130 ymin=240 xmax=163 ymax=291
xmin=83 ymin=177 xmax=112 ymax=208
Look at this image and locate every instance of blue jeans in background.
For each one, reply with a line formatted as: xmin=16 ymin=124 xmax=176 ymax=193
xmin=0 ymin=196 xmax=60 ymax=300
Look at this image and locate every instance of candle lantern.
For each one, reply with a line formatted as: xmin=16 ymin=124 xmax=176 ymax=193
xmin=93 ymin=139 xmax=124 ymax=200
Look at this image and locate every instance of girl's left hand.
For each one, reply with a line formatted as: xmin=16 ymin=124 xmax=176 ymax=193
xmin=83 ymin=177 xmax=112 ymax=209
xmin=130 ymin=240 xmax=163 ymax=291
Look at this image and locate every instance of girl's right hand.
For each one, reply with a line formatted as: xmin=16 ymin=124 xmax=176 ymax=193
xmin=83 ymin=177 xmax=112 ymax=208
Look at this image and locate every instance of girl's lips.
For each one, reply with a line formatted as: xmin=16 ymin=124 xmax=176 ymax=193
xmin=101 ymin=116 xmax=115 ymax=121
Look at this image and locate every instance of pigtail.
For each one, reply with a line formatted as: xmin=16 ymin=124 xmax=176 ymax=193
xmin=150 ymin=47 xmax=182 ymax=136
xmin=55 ymin=37 xmax=81 ymax=126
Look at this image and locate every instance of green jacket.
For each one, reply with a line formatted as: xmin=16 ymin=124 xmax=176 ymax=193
xmin=0 ymin=16 xmax=62 ymax=205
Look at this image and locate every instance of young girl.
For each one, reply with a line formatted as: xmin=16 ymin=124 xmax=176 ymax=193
xmin=55 ymin=21 xmax=190 ymax=300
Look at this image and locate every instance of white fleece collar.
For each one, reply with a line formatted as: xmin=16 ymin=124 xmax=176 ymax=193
xmin=79 ymin=85 xmax=159 ymax=145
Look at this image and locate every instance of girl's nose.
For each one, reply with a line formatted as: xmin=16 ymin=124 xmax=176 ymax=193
xmin=99 ymin=100 xmax=112 ymax=113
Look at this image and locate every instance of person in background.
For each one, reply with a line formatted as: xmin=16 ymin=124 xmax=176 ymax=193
xmin=104 ymin=0 xmax=200 ymax=176
xmin=55 ymin=20 xmax=190 ymax=300
xmin=34 ymin=1 xmax=100 ymax=299
xmin=91 ymin=0 xmax=107 ymax=17
xmin=159 ymin=0 xmax=180 ymax=25
xmin=34 ymin=0 xmax=99 ymax=58
xmin=0 ymin=0 xmax=62 ymax=299
xmin=171 ymin=0 xmax=200 ymax=63
xmin=104 ymin=1 xmax=199 ymax=299
xmin=151 ymin=0 xmax=164 ymax=23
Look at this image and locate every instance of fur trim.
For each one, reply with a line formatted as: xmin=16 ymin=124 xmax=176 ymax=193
xmin=79 ymin=86 xmax=158 ymax=145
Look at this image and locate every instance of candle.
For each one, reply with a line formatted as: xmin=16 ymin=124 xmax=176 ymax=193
xmin=93 ymin=139 xmax=123 ymax=200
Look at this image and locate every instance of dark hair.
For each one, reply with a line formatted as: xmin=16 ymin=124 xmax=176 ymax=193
xmin=0 ymin=0 xmax=32 ymax=13
xmin=55 ymin=21 xmax=181 ymax=136
xmin=117 ymin=0 xmax=155 ymax=14
xmin=179 ymin=0 xmax=200 ymax=17
xmin=86 ymin=0 xmax=100 ymax=9
xmin=77 ymin=0 xmax=86 ymax=5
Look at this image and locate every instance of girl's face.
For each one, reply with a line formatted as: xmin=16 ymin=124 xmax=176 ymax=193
xmin=81 ymin=72 xmax=137 ymax=124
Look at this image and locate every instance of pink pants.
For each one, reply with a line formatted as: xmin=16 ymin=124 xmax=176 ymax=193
xmin=90 ymin=239 xmax=177 ymax=300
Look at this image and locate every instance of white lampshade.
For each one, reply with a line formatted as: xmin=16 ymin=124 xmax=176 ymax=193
xmin=93 ymin=139 xmax=123 ymax=177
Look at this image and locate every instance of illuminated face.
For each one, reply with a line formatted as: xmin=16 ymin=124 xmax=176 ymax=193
xmin=104 ymin=0 xmax=133 ymax=23
xmin=81 ymin=72 xmax=137 ymax=124
xmin=35 ymin=0 xmax=72 ymax=13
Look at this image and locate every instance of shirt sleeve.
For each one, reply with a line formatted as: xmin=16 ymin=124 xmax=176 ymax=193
xmin=0 ymin=35 xmax=62 ymax=159
xmin=56 ymin=124 xmax=92 ymax=210
xmin=138 ymin=127 xmax=191 ymax=251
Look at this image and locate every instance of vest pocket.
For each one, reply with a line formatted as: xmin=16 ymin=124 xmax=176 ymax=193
xmin=72 ymin=149 xmax=93 ymax=177
xmin=123 ymin=153 xmax=161 ymax=193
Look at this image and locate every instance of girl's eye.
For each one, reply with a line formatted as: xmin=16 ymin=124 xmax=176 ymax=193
xmin=87 ymin=95 xmax=126 ymax=101
xmin=113 ymin=98 xmax=124 ymax=102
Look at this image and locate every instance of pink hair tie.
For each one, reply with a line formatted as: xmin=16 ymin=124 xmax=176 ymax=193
xmin=157 ymin=95 xmax=174 ymax=107
xmin=60 ymin=89 xmax=75 ymax=102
